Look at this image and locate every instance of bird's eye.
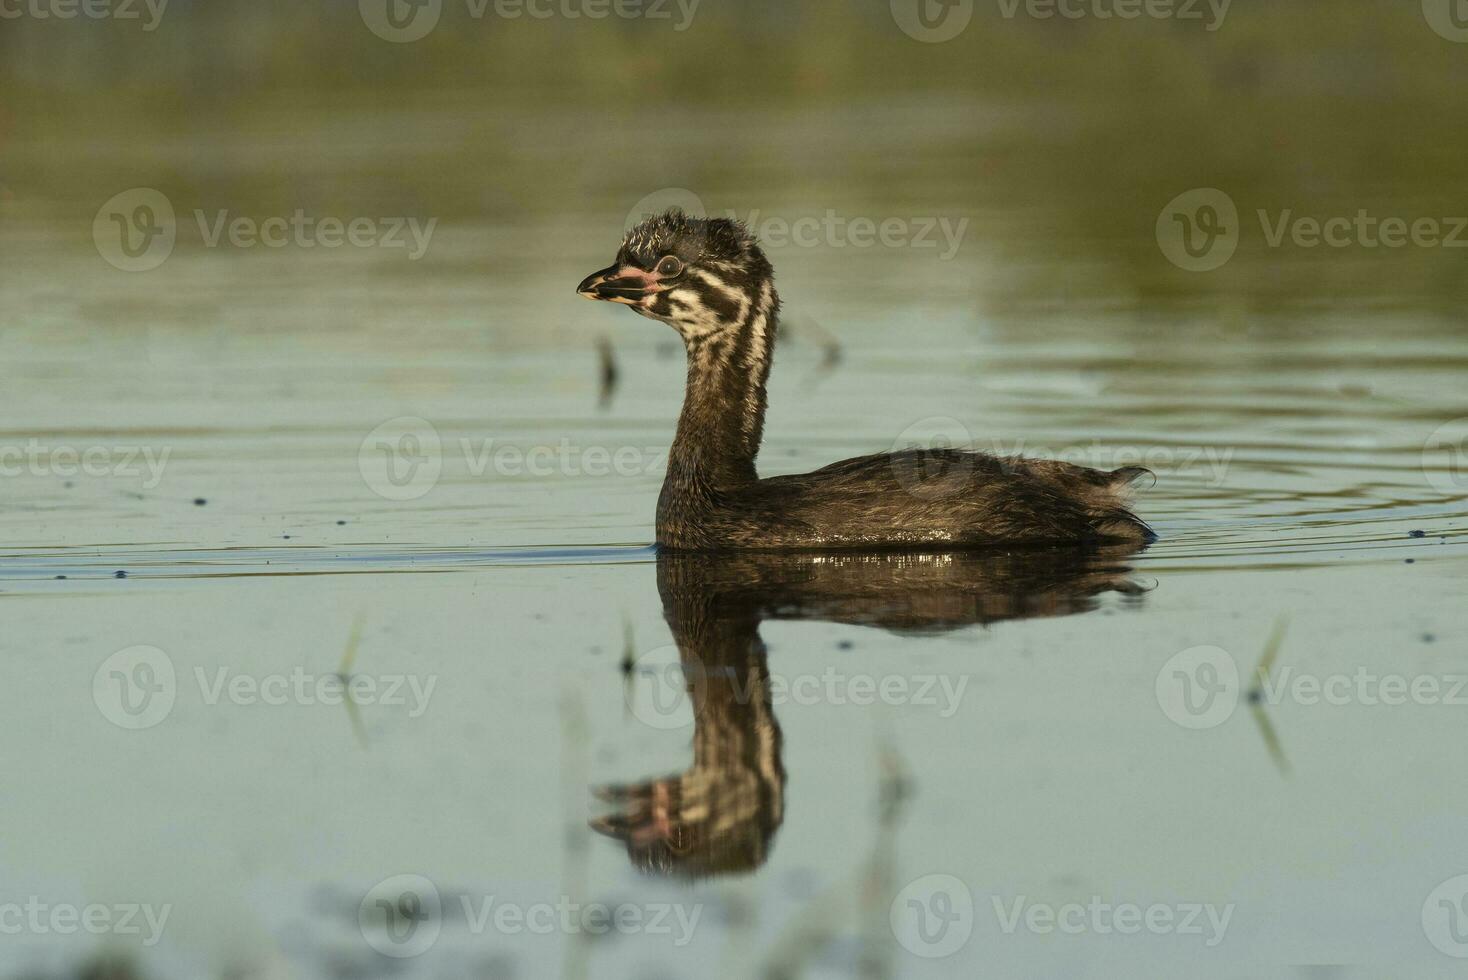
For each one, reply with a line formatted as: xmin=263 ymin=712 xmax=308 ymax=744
xmin=656 ymin=256 xmax=684 ymax=278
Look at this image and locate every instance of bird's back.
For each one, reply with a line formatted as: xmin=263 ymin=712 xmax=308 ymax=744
xmin=657 ymin=450 xmax=1151 ymax=550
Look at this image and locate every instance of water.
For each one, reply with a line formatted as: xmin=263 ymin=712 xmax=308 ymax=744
xmin=3 ymin=99 xmax=1468 ymax=978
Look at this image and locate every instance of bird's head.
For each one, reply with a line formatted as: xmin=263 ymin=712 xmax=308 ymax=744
xmin=577 ymin=208 xmax=776 ymax=340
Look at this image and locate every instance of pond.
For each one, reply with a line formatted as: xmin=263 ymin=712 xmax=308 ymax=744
xmin=1 ymin=95 xmax=1466 ymax=979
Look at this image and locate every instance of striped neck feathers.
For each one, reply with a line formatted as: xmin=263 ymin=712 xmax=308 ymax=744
xmin=664 ymin=271 xmax=779 ymax=489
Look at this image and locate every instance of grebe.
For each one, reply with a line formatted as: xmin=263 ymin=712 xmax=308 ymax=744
xmin=577 ymin=209 xmax=1152 ymax=550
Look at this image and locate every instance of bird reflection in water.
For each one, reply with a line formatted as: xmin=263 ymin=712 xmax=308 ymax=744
xmin=592 ymin=545 xmax=1150 ymax=878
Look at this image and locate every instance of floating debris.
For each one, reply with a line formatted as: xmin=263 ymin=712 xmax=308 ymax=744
xmin=596 ymin=334 xmax=620 ymax=410
xmin=337 ymin=612 xmax=367 ymax=748
xmin=618 ymin=615 xmax=635 ymax=680
xmin=799 ymin=314 xmax=843 ymax=369
xmin=1247 ymin=616 xmax=1291 ymax=776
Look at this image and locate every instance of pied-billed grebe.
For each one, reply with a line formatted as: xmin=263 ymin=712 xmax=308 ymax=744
xmin=577 ymin=208 xmax=1152 ymax=550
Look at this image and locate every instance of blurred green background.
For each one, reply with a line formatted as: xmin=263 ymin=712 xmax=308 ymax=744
xmin=3 ymin=0 xmax=1467 ymax=313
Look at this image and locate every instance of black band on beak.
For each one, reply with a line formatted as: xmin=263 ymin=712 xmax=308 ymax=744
xmin=578 ymin=265 xmax=650 ymax=303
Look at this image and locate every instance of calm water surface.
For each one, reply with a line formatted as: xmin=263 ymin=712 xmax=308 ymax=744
xmin=1 ymin=149 xmax=1466 ymax=978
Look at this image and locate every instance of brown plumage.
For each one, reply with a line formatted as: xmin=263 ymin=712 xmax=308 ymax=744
xmin=578 ymin=208 xmax=1152 ymax=550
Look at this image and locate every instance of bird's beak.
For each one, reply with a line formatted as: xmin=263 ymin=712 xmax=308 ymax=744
xmin=577 ymin=264 xmax=654 ymax=305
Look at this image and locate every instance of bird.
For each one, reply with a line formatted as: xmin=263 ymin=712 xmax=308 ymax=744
xmin=577 ymin=208 xmax=1153 ymax=551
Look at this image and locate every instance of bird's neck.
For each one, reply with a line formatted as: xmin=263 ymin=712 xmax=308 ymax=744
xmin=667 ymin=281 xmax=778 ymax=491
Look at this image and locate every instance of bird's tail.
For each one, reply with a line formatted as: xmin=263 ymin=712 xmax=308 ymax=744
xmin=1096 ymin=467 xmax=1156 ymax=543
